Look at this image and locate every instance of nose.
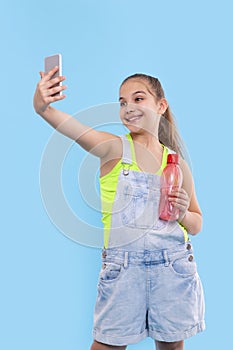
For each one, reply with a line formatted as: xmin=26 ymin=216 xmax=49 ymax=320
xmin=125 ymin=103 xmax=135 ymax=114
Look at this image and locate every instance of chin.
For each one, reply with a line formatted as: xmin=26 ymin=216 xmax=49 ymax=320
xmin=125 ymin=124 xmax=144 ymax=134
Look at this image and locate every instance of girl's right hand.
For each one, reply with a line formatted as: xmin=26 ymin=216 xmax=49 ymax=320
xmin=33 ymin=66 xmax=67 ymax=115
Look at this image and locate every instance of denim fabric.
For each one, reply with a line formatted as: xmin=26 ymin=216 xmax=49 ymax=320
xmin=107 ymin=135 xmax=186 ymax=248
xmin=93 ymin=237 xmax=205 ymax=346
xmin=93 ymin=135 xmax=205 ymax=345
xmin=109 ymin=169 xmax=186 ymax=248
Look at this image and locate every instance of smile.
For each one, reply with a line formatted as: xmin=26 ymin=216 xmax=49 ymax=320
xmin=125 ymin=115 xmax=143 ymax=123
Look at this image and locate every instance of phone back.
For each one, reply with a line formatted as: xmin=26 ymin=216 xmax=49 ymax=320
xmin=44 ymin=54 xmax=62 ymax=75
xmin=44 ymin=54 xmax=62 ymax=96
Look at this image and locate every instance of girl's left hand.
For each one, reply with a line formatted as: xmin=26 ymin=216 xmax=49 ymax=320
xmin=168 ymin=188 xmax=190 ymax=222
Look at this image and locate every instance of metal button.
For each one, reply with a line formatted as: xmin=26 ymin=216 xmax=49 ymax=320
xmin=186 ymin=243 xmax=192 ymax=250
xmin=188 ymin=255 xmax=194 ymax=262
xmin=102 ymin=251 xmax=107 ymax=258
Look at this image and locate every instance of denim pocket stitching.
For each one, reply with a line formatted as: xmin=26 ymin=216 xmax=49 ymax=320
xmin=99 ymin=262 xmax=123 ymax=283
xmin=121 ymin=187 xmax=161 ymax=229
xmin=169 ymin=253 xmax=197 ymax=278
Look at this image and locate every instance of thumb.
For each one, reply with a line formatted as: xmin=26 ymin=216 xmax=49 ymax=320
xmin=39 ymin=71 xmax=45 ymax=79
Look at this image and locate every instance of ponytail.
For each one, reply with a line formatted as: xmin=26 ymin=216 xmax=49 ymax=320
xmin=159 ymin=107 xmax=185 ymax=158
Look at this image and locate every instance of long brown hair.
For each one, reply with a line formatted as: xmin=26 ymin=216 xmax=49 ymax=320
xmin=120 ymin=73 xmax=186 ymax=159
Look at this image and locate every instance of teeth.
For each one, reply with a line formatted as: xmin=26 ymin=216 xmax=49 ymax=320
xmin=126 ymin=115 xmax=142 ymax=122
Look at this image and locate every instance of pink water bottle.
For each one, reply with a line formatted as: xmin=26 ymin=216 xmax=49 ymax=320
xmin=159 ymin=153 xmax=183 ymax=221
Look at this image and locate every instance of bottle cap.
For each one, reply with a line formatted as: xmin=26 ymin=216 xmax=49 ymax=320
xmin=167 ymin=153 xmax=179 ymax=164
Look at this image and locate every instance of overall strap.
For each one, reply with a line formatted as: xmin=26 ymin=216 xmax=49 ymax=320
xmin=120 ymin=135 xmax=133 ymax=165
xmin=120 ymin=134 xmax=133 ymax=175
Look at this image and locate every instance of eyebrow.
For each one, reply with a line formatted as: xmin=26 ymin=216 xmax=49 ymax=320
xmin=119 ymin=90 xmax=147 ymax=101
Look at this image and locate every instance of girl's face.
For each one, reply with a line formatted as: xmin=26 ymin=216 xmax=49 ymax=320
xmin=119 ymin=79 xmax=166 ymax=134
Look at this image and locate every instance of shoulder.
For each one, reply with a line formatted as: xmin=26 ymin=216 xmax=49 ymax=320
xmin=100 ymin=134 xmax=123 ymax=163
xmin=99 ymin=134 xmax=125 ymax=177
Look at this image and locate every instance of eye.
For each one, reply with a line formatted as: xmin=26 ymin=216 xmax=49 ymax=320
xmin=120 ymin=101 xmax=127 ymax=107
xmin=135 ymin=97 xmax=144 ymax=102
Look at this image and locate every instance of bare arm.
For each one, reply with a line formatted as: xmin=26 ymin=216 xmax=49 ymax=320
xmin=33 ymin=66 xmax=118 ymax=157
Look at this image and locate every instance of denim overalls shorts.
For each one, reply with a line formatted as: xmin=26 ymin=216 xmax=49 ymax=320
xmin=93 ymin=135 xmax=205 ymax=346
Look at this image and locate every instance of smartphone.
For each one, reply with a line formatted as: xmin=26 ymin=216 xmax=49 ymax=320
xmin=44 ymin=54 xmax=62 ymax=96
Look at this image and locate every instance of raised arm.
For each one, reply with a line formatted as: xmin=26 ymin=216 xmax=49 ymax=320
xmin=33 ymin=66 xmax=118 ymax=157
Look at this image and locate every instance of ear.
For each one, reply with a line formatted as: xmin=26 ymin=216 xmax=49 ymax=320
xmin=158 ymin=98 xmax=168 ymax=115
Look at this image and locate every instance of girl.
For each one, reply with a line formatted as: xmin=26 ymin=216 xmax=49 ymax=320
xmin=33 ymin=67 xmax=205 ymax=350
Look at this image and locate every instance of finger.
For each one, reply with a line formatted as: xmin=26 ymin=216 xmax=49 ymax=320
xmin=44 ymin=92 xmax=66 ymax=105
xmin=40 ymin=71 xmax=45 ymax=79
xmin=39 ymin=76 xmax=66 ymax=97
xmin=169 ymin=194 xmax=187 ymax=203
xmin=173 ymin=196 xmax=189 ymax=205
xmin=43 ymin=66 xmax=60 ymax=82
xmin=170 ymin=190 xmax=189 ymax=200
xmin=47 ymin=75 xmax=66 ymax=88
xmin=169 ymin=196 xmax=188 ymax=205
xmin=169 ymin=192 xmax=189 ymax=202
xmin=168 ymin=192 xmax=189 ymax=205
xmin=46 ymin=84 xmax=67 ymax=97
xmin=171 ymin=187 xmax=187 ymax=195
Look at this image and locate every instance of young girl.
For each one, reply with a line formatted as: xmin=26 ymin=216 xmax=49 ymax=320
xmin=33 ymin=67 xmax=205 ymax=350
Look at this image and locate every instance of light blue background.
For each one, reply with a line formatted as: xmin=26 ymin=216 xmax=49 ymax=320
xmin=1 ymin=0 xmax=232 ymax=349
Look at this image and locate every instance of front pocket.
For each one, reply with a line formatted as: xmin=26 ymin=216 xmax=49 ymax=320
xmin=170 ymin=254 xmax=197 ymax=278
xmin=99 ymin=262 xmax=122 ymax=282
xmin=121 ymin=185 xmax=160 ymax=229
